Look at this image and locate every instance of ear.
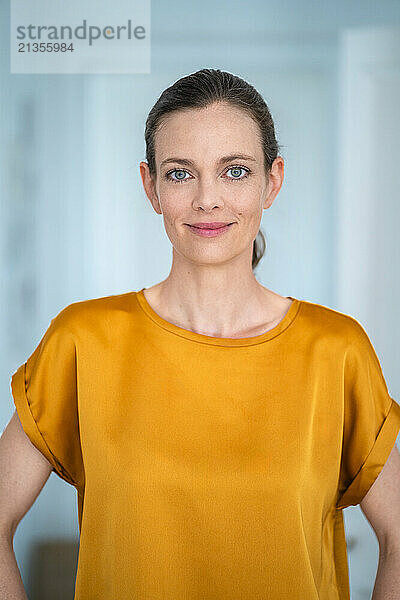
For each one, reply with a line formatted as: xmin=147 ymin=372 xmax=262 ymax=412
xmin=263 ymin=156 xmax=284 ymax=210
xmin=139 ymin=161 xmax=162 ymax=215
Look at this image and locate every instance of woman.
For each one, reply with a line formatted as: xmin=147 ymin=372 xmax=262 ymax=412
xmin=3 ymin=68 xmax=400 ymax=599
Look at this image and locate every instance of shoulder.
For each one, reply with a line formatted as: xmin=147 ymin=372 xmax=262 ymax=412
xmin=48 ymin=290 xmax=138 ymax=335
xmin=297 ymin=297 xmax=371 ymax=349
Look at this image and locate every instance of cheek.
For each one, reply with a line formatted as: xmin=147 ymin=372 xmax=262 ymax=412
xmin=230 ymin=183 xmax=264 ymax=212
xmin=158 ymin=193 xmax=182 ymax=221
xmin=233 ymin=198 xmax=262 ymax=220
xmin=158 ymin=181 xmax=187 ymax=207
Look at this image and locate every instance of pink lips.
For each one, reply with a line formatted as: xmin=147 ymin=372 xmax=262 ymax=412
xmin=189 ymin=222 xmax=231 ymax=229
xmin=186 ymin=222 xmax=234 ymax=238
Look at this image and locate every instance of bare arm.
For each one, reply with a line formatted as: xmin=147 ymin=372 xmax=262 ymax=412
xmin=360 ymin=443 xmax=400 ymax=599
xmin=0 ymin=410 xmax=53 ymax=599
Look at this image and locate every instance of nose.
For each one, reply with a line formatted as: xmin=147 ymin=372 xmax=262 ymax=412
xmin=191 ymin=178 xmax=224 ymax=212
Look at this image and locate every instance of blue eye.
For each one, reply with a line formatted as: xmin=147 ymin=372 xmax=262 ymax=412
xmin=165 ymin=169 xmax=191 ymax=183
xmin=225 ymin=166 xmax=250 ymax=181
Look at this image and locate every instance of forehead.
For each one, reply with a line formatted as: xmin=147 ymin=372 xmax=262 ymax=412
xmin=154 ymin=102 xmax=263 ymax=162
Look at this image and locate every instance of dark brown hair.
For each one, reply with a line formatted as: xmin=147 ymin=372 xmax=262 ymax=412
xmin=144 ymin=68 xmax=282 ymax=271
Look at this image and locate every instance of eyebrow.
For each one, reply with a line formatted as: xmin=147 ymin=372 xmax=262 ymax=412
xmin=160 ymin=154 xmax=258 ymax=169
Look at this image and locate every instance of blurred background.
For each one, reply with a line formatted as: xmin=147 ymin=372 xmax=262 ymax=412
xmin=1 ymin=0 xmax=400 ymax=598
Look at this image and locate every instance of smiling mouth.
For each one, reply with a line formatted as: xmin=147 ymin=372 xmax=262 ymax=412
xmin=185 ymin=223 xmax=235 ymax=237
xmin=185 ymin=223 xmax=235 ymax=229
xmin=186 ymin=224 xmax=234 ymax=229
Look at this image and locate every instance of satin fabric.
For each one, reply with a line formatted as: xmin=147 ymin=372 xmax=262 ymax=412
xmin=10 ymin=289 xmax=400 ymax=599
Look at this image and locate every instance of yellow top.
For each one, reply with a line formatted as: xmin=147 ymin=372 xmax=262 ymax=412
xmin=10 ymin=288 xmax=400 ymax=600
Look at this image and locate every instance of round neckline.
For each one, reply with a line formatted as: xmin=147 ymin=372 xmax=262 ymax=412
xmin=134 ymin=287 xmax=301 ymax=347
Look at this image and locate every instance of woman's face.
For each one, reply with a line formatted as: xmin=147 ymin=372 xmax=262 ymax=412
xmin=140 ymin=101 xmax=283 ymax=267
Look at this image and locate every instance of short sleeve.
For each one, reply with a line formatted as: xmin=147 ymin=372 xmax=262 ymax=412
xmin=336 ymin=320 xmax=400 ymax=510
xmin=10 ymin=305 xmax=84 ymax=493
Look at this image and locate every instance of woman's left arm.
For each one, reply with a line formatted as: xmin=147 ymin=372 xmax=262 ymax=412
xmin=371 ymin=547 xmax=400 ymax=599
xmin=360 ymin=443 xmax=400 ymax=599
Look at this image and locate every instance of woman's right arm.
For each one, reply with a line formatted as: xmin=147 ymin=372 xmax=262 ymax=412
xmin=0 ymin=409 xmax=53 ymax=599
